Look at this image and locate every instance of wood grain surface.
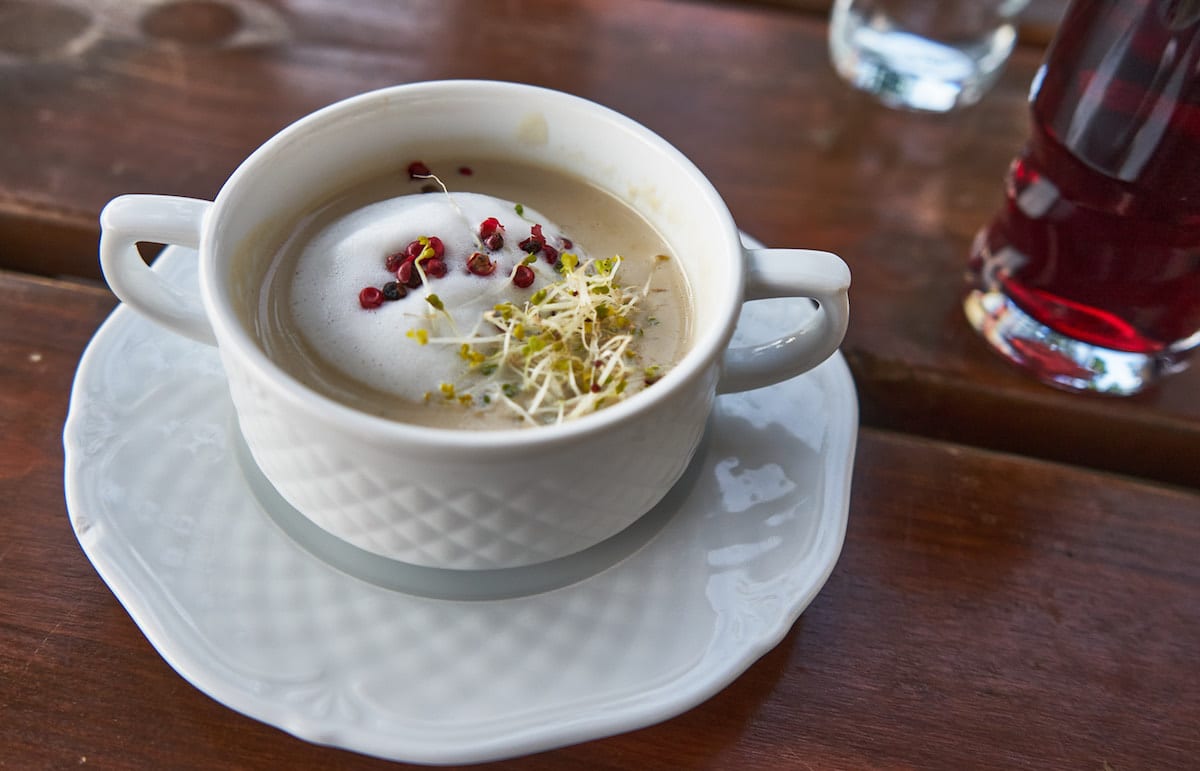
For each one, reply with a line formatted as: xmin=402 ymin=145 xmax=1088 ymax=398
xmin=2 ymin=0 xmax=1198 ymax=767
xmin=1 ymin=0 xmax=1194 ymax=485
xmin=2 ymin=269 xmax=1197 ymax=769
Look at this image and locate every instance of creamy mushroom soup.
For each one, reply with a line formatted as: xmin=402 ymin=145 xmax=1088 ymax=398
xmin=247 ymin=157 xmax=693 ymax=429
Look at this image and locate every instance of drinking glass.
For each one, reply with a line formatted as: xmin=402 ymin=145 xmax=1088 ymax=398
xmin=964 ymin=0 xmax=1200 ymax=395
xmin=829 ymin=0 xmax=1031 ymax=112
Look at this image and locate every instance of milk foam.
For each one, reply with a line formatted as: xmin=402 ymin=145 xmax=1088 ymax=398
xmin=289 ymin=193 xmax=574 ymax=401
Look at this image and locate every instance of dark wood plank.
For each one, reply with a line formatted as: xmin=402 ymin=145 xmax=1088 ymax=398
xmin=0 ymin=0 xmax=1195 ymax=479
xmin=0 ymin=0 xmax=1049 ymax=282
xmin=2 ymin=272 xmax=1197 ymax=769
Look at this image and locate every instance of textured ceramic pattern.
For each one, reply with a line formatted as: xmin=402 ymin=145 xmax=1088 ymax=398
xmin=226 ymin=360 xmax=714 ymax=569
xmin=64 ymin=244 xmax=857 ymax=765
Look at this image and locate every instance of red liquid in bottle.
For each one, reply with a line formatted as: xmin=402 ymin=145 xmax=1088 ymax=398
xmin=969 ymin=0 xmax=1200 ymax=357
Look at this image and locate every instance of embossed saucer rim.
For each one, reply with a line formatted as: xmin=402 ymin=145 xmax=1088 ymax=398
xmin=63 ymin=239 xmax=858 ymax=765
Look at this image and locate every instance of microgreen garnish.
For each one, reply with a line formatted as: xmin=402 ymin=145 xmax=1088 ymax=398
xmin=408 ymin=169 xmax=482 ymax=250
xmin=361 ymin=165 xmax=674 ymax=424
xmin=422 ymin=290 xmax=461 ymax=336
xmin=422 ymin=255 xmax=665 ymax=425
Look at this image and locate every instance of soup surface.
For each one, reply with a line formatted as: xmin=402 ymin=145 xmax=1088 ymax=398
xmin=253 ymin=157 xmax=693 ymax=429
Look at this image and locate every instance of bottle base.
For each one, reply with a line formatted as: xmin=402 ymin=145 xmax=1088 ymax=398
xmin=963 ymin=289 xmax=1189 ymax=396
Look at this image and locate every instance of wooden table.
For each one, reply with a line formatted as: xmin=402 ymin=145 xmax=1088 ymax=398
xmin=2 ymin=1 xmax=1197 ymax=768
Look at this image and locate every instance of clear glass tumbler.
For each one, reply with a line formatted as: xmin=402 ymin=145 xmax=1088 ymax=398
xmin=964 ymin=0 xmax=1200 ymax=395
xmin=829 ymin=0 xmax=1031 ymax=112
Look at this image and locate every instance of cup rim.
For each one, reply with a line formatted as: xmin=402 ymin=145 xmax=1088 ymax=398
xmin=200 ymin=79 xmax=744 ymax=451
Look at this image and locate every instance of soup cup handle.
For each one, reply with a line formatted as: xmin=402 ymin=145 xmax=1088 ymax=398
xmin=717 ymin=248 xmax=850 ymax=394
xmin=99 ymin=194 xmax=216 ymax=346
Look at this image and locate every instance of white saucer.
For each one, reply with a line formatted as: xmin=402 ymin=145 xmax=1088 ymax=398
xmin=64 ymin=240 xmax=858 ymax=765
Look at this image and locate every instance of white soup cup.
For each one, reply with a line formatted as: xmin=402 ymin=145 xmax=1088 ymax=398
xmin=99 ymin=80 xmax=850 ymax=571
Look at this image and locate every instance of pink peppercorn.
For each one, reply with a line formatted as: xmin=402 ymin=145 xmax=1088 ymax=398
xmin=358 ymin=286 xmax=385 ymax=309
xmin=519 ymin=223 xmax=546 ymax=254
xmin=479 ymin=218 xmax=505 ymax=251
xmin=513 ymin=265 xmax=535 ymax=288
xmin=404 ymin=240 xmax=424 ymax=261
xmin=423 ymin=257 xmax=447 ymax=278
xmin=381 ymin=281 xmax=405 ymax=301
xmin=466 ymin=251 xmax=497 ymax=276
xmin=479 ymin=217 xmax=503 ymax=238
xmin=397 ymin=259 xmax=421 ymax=288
